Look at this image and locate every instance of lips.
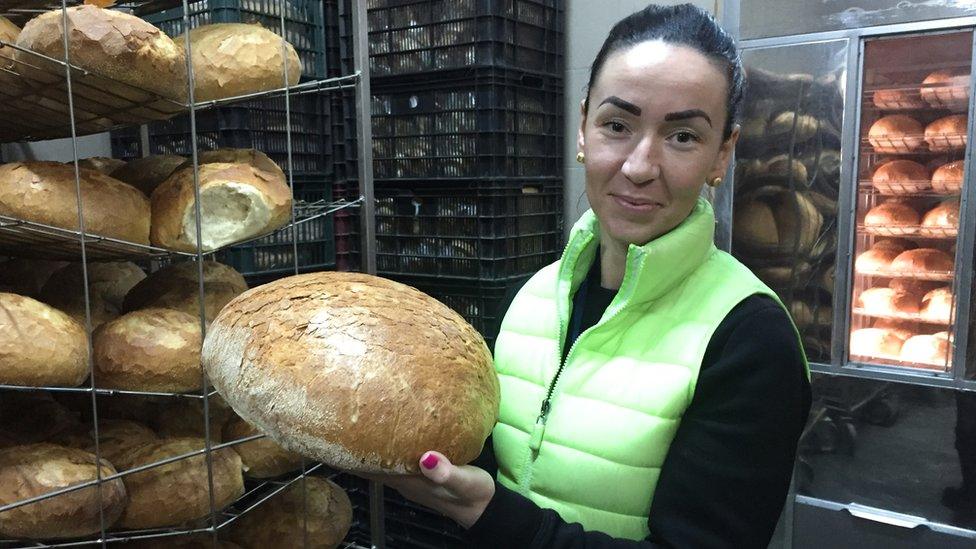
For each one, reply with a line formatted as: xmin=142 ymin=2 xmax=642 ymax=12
xmin=611 ymin=193 xmax=660 ymax=212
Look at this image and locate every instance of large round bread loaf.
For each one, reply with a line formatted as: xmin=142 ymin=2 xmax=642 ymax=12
xmin=180 ymin=23 xmax=301 ymax=102
xmin=15 ymin=6 xmax=187 ymax=103
xmin=0 ymin=444 xmax=127 ymax=539
xmin=122 ymin=261 xmax=247 ymax=323
xmin=871 ymin=160 xmax=930 ymax=194
xmin=223 ymin=416 xmax=303 ymax=479
xmin=922 ymin=68 xmax=970 ymax=110
xmin=0 ymin=16 xmax=19 ymax=72
xmin=0 ymin=161 xmax=150 ymax=244
xmin=114 ymin=437 xmax=244 ymax=529
xmin=110 ymin=154 xmax=186 ymax=196
xmin=179 ymin=149 xmax=286 ymax=183
xmin=922 ymin=199 xmax=960 ymax=229
xmin=924 ymin=114 xmax=968 ymax=151
xmin=890 ymin=248 xmax=954 ymax=273
xmin=202 ymin=272 xmax=499 ymax=474
xmin=76 ymin=157 xmax=127 ymax=175
xmin=92 ymin=308 xmax=202 ymax=392
xmin=151 ymin=162 xmax=293 ymax=252
xmin=228 ymin=477 xmax=352 ymax=549
xmin=0 ymin=293 xmax=89 ymax=386
xmin=864 ymin=200 xmax=919 ymax=227
xmin=39 ymin=261 xmax=146 ymax=330
xmin=932 ymin=161 xmax=964 ymax=194
xmin=868 ymin=115 xmax=925 ymax=153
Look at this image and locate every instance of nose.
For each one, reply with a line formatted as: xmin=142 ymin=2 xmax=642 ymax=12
xmin=620 ymin=135 xmax=660 ymax=185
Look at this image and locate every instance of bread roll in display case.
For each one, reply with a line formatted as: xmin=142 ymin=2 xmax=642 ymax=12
xmin=723 ymin=2 xmax=976 ymax=547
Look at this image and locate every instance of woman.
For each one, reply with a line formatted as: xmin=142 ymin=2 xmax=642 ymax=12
xmin=378 ymin=4 xmax=811 ymax=547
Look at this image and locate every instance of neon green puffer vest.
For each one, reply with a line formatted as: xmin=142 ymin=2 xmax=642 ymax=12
xmin=492 ymin=198 xmax=803 ymax=540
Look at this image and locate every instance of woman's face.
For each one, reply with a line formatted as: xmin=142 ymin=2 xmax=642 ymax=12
xmin=580 ymin=40 xmax=739 ymax=247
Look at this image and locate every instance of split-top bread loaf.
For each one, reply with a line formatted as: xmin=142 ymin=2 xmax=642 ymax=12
xmin=202 ymin=271 xmax=500 ymax=474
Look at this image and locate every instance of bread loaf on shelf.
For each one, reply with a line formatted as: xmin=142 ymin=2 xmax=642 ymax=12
xmin=0 ymin=293 xmax=89 ymax=387
xmin=0 ymin=16 xmax=20 ymax=73
xmin=114 ymin=437 xmax=244 ymax=529
xmin=870 ymin=160 xmax=930 ymax=194
xmin=900 ymin=332 xmax=951 ymax=366
xmin=110 ymin=154 xmax=186 ymax=196
xmin=92 ymin=308 xmax=203 ymax=392
xmin=890 ymin=248 xmax=955 ymax=274
xmin=0 ymin=161 xmax=151 ymax=244
xmin=857 ymin=287 xmax=920 ymax=316
xmin=223 ymin=416 xmax=303 ymax=479
xmin=920 ymin=286 xmax=954 ymax=324
xmin=864 ymin=200 xmax=919 ymax=227
xmin=921 ymin=68 xmax=970 ymax=110
xmin=850 ymin=327 xmax=908 ymax=357
xmin=924 ymin=114 xmax=968 ymax=151
xmin=76 ymin=157 xmax=126 ymax=175
xmin=228 ymin=477 xmax=353 ymax=549
xmin=39 ymin=261 xmax=146 ymax=330
xmin=150 ymin=162 xmax=293 ymax=252
xmin=203 ymin=272 xmax=500 ymax=474
xmin=921 ymin=198 xmax=960 ymax=229
xmin=732 ymin=189 xmax=823 ymax=256
xmin=855 ymin=239 xmax=913 ymax=273
xmin=0 ymin=443 xmax=127 ymax=539
xmin=179 ymin=23 xmax=302 ymax=102
xmin=931 ymin=160 xmax=964 ymax=194
xmin=180 ymin=149 xmax=286 ymax=184
xmin=122 ymin=261 xmax=247 ymax=324
xmin=868 ymin=115 xmax=925 ymax=153
xmin=873 ymin=87 xmax=924 ymax=110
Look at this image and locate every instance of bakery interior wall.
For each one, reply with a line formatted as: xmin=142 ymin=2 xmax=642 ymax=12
xmin=0 ymin=133 xmax=111 ymax=163
xmin=562 ymin=0 xmax=722 ymax=240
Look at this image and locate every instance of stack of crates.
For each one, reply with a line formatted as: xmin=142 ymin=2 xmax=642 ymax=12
xmin=109 ymin=0 xmax=341 ymax=283
xmin=366 ymin=0 xmax=565 ymax=349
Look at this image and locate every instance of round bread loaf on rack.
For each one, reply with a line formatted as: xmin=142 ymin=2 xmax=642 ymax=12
xmin=931 ymin=161 xmax=964 ymax=194
xmin=857 ymin=287 xmax=920 ymax=316
xmin=92 ymin=308 xmax=202 ymax=392
xmin=178 ymin=148 xmax=286 ymax=183
xmin=921 ymin=68 xmax=970 ymax=110
xmin=870 ymin=160 xmax=930 ymax=194
xmin=113 ymin=437 xmax=244 ymax=529
xmin=855 ymin=244 xmax=904 ymax=273
xmin=0 ymin=293 xmax=89 ymax=387
xmin=0 ymin=16 xmax=20 ymax=72
xmin=202 ymin=271 xmax=500 ymax=474
xmin=150 ymin=162 xmax=293 ymax=252
xmin=228 ymin=476 xmax=353 ymax=549
xmin=900 ymin=332 xmax=951 ymax=367
xmin=110 ymin=154 xmax=186 ymax=196
xmin=76 ymin=157 xmax=126 ymax=175
xmin=14 ymin=6 xmax=187 ymax=105
xmin=122 ymin=260 xmax=247 ymax=323
xmin=889 ymin=248 xmax=954 ymax=274
xmin=921 ymin=199 xmax=960 ymax=229
xmin=924 ymin=115 xmax=968 ymax=151
xmin=850 ymin=327 xmax=908 ymax=358
xmin=868 ymin=115 xmax=925 ymax=153
xmin=39 ymin=261 xmax=146 ymax=330
xmin=864 ymin=200 xmax=919 ymax=228
xmin=920 ymin=286 xmax=954 ymax=324
xmin=223 ymin=416 xmax=303 ymax=479
xmin=0 ymin=443 xmax=127 ymax=539
xmin=179 ymin=23 xmax=302 ymax=102
xmin=732 ymin=188 xmax=823 ymax=257
xmin=0 ymin=161 xmax=150 ymax=244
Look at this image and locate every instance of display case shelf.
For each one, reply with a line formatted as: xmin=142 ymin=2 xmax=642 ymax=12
xmin=851 ymin=307 xmax=953 ymax=325
xmin=857 ymin=224 xmax=958 ymax=238
xmin=854 ymin=268 xmax=955 ymax=281
xmin=849 ymin=353 xmax=948 ymax=371
xmin=862 ymin=81 xmax=970 ymax=112
xmin=861 ymin=134 xmax=967 ymax=153
xmin=0 ymin=196 xmax=362 ymax=261
xmin=857 ymin=180 xmax=961 ymax=197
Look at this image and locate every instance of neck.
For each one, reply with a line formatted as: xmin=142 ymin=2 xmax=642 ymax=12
xmin=599 ymin=237 xmax=628 ymax=290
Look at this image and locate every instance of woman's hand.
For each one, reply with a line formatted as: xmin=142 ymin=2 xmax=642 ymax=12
xmin=368 ymin=451 xmax=495 ymax=529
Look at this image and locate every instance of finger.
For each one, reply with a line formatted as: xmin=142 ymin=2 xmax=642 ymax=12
xmin=419 ymin=451 xmax=484 ymax=496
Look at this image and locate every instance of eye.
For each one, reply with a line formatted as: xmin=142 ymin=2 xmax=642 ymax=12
xmin=673 ymin=131 xmax=699 ymax=144
xmin=602 ymin=120 xmax=628 ymax=134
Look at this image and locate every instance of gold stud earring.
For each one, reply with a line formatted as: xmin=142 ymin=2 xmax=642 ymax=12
xmin=708 ymin=177 xmax=723 ymax=188
xmin=576 ymin=152 xmax=585 ymax=164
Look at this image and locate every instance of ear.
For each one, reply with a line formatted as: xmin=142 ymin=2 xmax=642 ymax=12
xmin=710 ymin=124 xmax=740 ymax=180
xmin=577 ymin=99 xmax=587 ymax=154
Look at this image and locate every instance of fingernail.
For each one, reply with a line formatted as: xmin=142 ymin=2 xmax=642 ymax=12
xmin=421 ymin=453 xmax=438 ymax=470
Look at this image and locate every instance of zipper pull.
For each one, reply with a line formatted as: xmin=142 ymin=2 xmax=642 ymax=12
xmin=529 ymin=400 xmax=551 ymax=452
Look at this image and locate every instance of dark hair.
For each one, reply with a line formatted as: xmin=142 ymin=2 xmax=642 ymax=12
xmin=584 ymin=3 xmax=744 ymax=140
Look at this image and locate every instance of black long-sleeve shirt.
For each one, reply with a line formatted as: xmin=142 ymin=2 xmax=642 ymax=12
xmin=463 ymin=259 xmax=811 ymax=548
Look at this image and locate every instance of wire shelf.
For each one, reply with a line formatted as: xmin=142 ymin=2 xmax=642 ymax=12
xmin=0 ymin=39 xmax=359 ymax=143
xmin=849 ymin=353 xmax=949 ymax=371
xmin=862 ymin=133 xmax=968 ymax=153
xmin=0 ymin=196 xmax=361 ymax=261
xmin=857 ymin=180 xmax=958 ymax=196
xmin=851 ymin=307 xmax=954 ymax=325
xmin=0 ymin=384 xmax=222 ymax=399
xmin=854 ymin=268 xmax=955 ymax=281
xmin=864 ymin=81 xmax=970 ymax=112
xmin=857 ymin=224 xmax=958 ymax=238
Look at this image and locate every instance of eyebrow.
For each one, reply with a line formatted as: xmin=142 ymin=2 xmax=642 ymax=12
xmin=598 ymin=96 xmax=641 ymax=116
xmin=664 ymin=109 xmax=712 ymax=127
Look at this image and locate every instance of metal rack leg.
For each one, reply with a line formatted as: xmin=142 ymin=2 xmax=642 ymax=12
xmin=369 ymin=481 xmax=386 ymax=549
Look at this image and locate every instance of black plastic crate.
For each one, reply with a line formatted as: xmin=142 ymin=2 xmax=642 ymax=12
xmin=374 ymin=179 xmax=563 ymax=280
xmin=371 ymin=68 xmax=563 ymax=178
xmin=110 ymin=92 xmax=333 ymax=175
xmin=215 ymin=178 xmax=336 ymax=278
xmin=367 ymin=0 xmax=563 ymax=78
xmin=144 ymin=0 xmax=326 ymax=78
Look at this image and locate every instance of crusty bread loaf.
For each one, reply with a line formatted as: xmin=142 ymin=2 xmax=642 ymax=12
xmin=180 ymin=149 xmax=286 ymax=184
xmin=0 ymin=258 xmax=67 ymax=297
xmin=93 ymin=308 xmax=202 ymax=392
xmin=766 ymin=111 xmax=819 ymax=142
xmin=0 ymin=444 xmax=126 ymax=539
xmin=890 ymin=248 xmax=955 ymax=273
xmin=900 ymin=332 xmax=950 ymax=367
xmin=0 ymin=392 xmax=80 ymax=448
xmin=180 ymin=23 xmax=301 ymax=102
xmin=868 ymin=115 xmax=925 ymax=153
xmin=202 ymin=272 xmax=499 ymax=474
xmin=925 ymin=115 xmax=968 ymax=151
xmin=15 ymin=6 xmax=187 ymax=103
xmin=850 ymin=327 xmax=907 ymax=357
xmin=873 ymin=87 xmax=925 ymax=110
xmin=39 ymin=261 xmax=145 ymax=330
xmin=76 ymin=157 xmax=127 ymax=175
xmin=50 ymin=419 xmax=158 ymax=465
xmin=228 ymin=477 xmax=352 ymax=549
xmin=855 ymin=246 xmax=903 ymax=273
xmin=0 ymin=16 xmax=20 ymax=72
xmin=122 ymin=261 xmax=247 ymax=323
xmin=864 ymin=200 xmax=919 ymax=227
xmin=223 ymin=416 xmax=303 ymax=479
xmin=920 ymin=286 xmax=954 ymax=324
xmin=932 ymin=161 xmax=964 ymax=194
xmin=921 ymin=68 xmax=970 ymax=110
xmin=0 ymin=293 xmax=88 ymax=386
xmin=151 ymin=162 xmax=293 ymax=252
xmin=921 ymin=199 xmax=960 ymax=229
xmin=114 ymin=437 xmax=243 ymax=529
xmin=111 ymin=154 xmax=187 ymax=196
xmin=872 ymin=319 xmax=916 ymax=343
xmin=0 ymin=161 xmax=150 ymax=244
xmin=732 ymin=189 xmax=823 ymax=255
xmin=889 ymin=278 xmax=941 ymax=296
xmin=871 ymin=160 xmax=930 ymax=194
xmin=763 ymin=154 xmax=808 ymax=185
xmin=857 ymin=287 xmax=920 ymax=315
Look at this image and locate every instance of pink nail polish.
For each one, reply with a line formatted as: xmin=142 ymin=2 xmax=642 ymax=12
xmin=421 ymin=454 xmax=439 ymax=469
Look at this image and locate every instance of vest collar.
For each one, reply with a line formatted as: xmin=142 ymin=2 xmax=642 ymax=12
xmin=559 ymin=198 xmax=717 ymax=308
